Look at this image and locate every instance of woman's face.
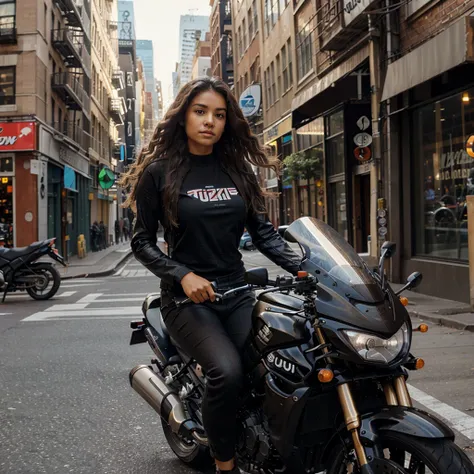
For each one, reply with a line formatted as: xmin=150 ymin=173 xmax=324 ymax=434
xmin=184 ymin=89 xmax=227 ymax=155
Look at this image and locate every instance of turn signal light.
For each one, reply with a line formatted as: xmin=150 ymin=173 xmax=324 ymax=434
xmin=400 ymin=296 xmax=409 ymax=306
xmin=415 ymin=358 xmax=425 ymax=370
xmin=414 ymin=324 xmax=429 ymax=333
xmin=297 ymin=271 xmax=308 ymax=279
xmin=318 ymin=369 xmax=334 ymax=383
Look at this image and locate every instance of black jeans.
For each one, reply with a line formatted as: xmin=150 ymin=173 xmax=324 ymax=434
xmin=161 ymin=271 xmax=255 ymax=462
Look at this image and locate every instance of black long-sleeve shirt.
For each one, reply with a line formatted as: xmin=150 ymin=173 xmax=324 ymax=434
xmin=131 ymin=153 xmax=302 ymax=286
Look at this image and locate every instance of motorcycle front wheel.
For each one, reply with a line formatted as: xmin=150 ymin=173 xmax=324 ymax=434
xmin=327 ymin=433 xmax=474 ymax=474
xmin=26 ymin=263 xmax=61 ymax=300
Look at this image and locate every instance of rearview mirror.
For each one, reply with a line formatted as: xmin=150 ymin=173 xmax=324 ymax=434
xmin=395 ymin=271 xmax=423 ymax=296
xmin=245 ymin=268 xmax=269 ymax=286
xmin=407 ymin=271 xmax=423 ymax=290
xmin=381 ymin=241 xmax=396 ymax=258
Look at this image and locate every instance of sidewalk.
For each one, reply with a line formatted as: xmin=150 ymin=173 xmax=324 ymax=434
xmin=61 ymin=241 xmax=133 ymax=279
xmin=241 ymin=250 xmax=474 ymax=332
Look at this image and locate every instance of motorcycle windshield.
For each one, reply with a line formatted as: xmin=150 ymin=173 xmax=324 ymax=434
xmin=286 ymin=217 xmax=385 ymax=303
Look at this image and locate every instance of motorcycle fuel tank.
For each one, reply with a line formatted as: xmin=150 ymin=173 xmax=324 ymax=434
xmin=252 ymin=300 xmax=310 ymax=354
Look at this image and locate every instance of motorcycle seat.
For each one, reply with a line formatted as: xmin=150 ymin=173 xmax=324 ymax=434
xmin=146 ymin=307 xmax=169 ymax=338
xmin=0 ymin=240 xmax=47 ymax=261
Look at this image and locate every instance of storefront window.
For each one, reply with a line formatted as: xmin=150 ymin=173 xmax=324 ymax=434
xmin=413 ymin=87 xmax=474 ymax=261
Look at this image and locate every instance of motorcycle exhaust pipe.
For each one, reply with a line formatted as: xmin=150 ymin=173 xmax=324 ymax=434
xmin=129 ymin=365 xmax=207 ymax=445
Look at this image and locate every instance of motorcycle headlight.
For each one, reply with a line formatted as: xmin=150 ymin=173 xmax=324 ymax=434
xmin=342 ymin=323 xmax=409 ymax=364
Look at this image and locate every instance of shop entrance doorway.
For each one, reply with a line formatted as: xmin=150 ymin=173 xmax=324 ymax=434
xmin=353 ymin=173 xmax=371 ymax=253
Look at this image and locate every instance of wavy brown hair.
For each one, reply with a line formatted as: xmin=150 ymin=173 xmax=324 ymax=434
xmin=119 ymin=76 xmax=279 ymax=227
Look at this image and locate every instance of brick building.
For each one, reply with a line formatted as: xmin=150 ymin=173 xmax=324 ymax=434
xmin=0 ymin=0 xmax=92 ymax=254
xmin=381 ymin=0 xmax=474 ymax=302
xmin=210 ymin=0 xmax=234 ymax=87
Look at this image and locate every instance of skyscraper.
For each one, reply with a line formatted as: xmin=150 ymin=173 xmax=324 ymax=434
xmin=178 ymin=14 xmax=210 ymax=89
xmin=136 ymin=40 xmax=159 ymax=123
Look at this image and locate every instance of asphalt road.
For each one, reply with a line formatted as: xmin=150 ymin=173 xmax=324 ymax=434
xmin=0 ymin=253 xmax=473 ymax=474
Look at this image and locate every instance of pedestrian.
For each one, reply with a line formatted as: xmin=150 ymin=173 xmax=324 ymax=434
xmin=123 ymin=217 xmax=130 ymax=242
xmin=99 ymin=221 xmax=106 ymax=250
xmin=90 ymin=221 xmax=100 ymax=252
xmin=119 ymin=218 xmax=124 ymax=243
xmin=120 ymin=77 xmax=302 ymax=473
xmin=114 ymin=220 xmax=120 ymax=245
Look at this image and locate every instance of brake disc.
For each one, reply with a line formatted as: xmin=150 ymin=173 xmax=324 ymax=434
xmin=368 ymin=458 xmax=407 ymax=474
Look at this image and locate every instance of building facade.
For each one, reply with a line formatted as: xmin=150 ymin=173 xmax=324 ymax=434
xmin=260 ymin=0 xmax=297 ymax=227
xmin=136 ymin=39 xmax=158 ymax=124
xmin=178 ymin=14 xmax=210 ymax=89
xmin=0 ymin=0 xmax=92 ymax=256
xmin=210 ymin=0 xmax=234 ymax=87
xmin=381 ymin=0 xmax=474 ymax=302
xmin=90 ymin=0 xmax=124 ymax=242
xmin=290 ymin=0 xmax=374 ymax=254
xmin=191 ymin=32 xmax=212 ymax=80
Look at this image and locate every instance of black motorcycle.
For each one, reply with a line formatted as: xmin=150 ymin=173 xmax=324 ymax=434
xmin=129 ymin=217 xmax=474 ymax=474
xmin=0 ymin=237 xmax=67 ymax=302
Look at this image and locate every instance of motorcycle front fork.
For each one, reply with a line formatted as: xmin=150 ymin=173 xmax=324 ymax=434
xmin=314 ymin=322 xmax=413 ymax=470
xmin=337 ymin=378 xmax=412 ymax=469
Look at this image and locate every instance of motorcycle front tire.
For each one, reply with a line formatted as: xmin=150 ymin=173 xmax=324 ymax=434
xmin=26 ymin=263 xmax=61 ymax=301
xmin=327 ymin=432 xmax=474 ymax=474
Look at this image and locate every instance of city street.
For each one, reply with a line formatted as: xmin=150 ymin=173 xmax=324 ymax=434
xmin=0 ymin=253 xmax=473 ymax=474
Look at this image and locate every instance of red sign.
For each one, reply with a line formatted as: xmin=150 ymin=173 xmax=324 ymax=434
xmin=354 ymin=146 xmax=372 ymax=163
xmin=0 ymin=122 xmax=36 ymax=152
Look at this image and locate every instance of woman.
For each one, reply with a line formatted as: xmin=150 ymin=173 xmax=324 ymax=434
xmin=121 ymin=77 xmax=302 ymax=473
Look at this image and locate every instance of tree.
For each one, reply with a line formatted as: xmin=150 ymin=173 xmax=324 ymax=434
xmin=283 ymin=149 xmax=323 ymax=217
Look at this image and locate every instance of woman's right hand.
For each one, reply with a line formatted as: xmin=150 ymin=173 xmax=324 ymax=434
xmin=181 ymin=273 xmax=216 ymax=304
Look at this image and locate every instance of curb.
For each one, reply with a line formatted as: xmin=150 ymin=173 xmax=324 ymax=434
xmin=408 ymin=309 xmax=474 ymax=332
xmin=61 ymin=250 xmax=133 ymax=280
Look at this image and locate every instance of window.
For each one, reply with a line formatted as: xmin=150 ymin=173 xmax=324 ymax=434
xmin=248 ymin=7 xmax=253 ymax=40
xmin=271 ymin=0 xmax=279 ymax=25
xmin=264 ymin=69 xmax=270 ymax=109
xmin=270 ymin=61 xmax=276 ymax=105
xmin=296 ymin=19 xmax=313 ymax=79
xmin=0 ymin=0 xmax=16 ymax=34
xmin=287 ymin=38 xmax=293 ymax=86
xmin=282 ymin=44 xmax=288 ymax=91
xmin=242 ymin=18 xmax=247 ymax=51
xmin=51 ymin=98 xmax=55 ymax=125
xmin=413 ymin=88 xmax=474 ymax=262
xmin=264 ymin=0 xmax=271 ymax=36
xmin=0 ymin=67 xmax=15 ymax=105
xmin=276 ymin=54 xmax=281 ymax=100
xmin=237 ymin=26 xmax=242 ymax=58
xmin=279 ymin=0 xmax=286 ymax=14
xmin=253 ymin=0 xmax=258 ymax=34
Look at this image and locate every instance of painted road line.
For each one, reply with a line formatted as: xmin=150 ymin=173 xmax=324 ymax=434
xmin=76 ymin=293 xmax=103 ymax=304
xmin=4 ymin=291 xmax=77 ymax=300
xmin=408 ymin=384 xmax=474 ymax=441
xmin=22 ymin=306 xmax=142 ymax=321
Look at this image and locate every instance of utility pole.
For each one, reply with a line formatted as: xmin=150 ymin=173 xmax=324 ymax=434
xmin=368 ymin=14 xmax=382 ymax=258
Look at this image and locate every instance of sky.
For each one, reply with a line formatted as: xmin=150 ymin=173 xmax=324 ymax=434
xmin=133 ymin=0 xmax=211 ymax=109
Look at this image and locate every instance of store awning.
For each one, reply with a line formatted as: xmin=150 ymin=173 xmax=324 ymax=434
xmin=292 ymin=44 xmax=369 ymax=113
xmin=382 ymin=16 xmax=474 ymax=101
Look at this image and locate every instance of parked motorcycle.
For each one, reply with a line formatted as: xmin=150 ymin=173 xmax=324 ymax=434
xmin=0 ymin=237 xmax=67 ymax=302
xmin=129 ymin=217 xmax=474 ymax=474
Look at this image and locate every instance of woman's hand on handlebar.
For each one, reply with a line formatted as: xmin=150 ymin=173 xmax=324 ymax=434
xmin=180 ymin=273 xmax=216 ymax=304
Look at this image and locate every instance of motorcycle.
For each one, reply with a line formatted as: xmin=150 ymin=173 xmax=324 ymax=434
xmin=0 ymin=237 xmax=67 ymax=302
xmin=128 ymin=217 xmax=474 ymax=474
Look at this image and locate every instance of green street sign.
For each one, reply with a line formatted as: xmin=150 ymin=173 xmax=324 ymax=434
xmin=98 ymin=167 xmax=115 ymax=190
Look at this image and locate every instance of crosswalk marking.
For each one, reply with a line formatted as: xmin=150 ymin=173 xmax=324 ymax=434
xmin=120 ymin=269 xmax=154 ymax=278
xmin=5 ymin=290 xmax=77 ymax=300
xmin=23 ymin=306 xmax=142 ymax=321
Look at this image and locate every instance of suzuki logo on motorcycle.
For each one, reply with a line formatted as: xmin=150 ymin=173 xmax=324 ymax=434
xmin=267 ymin=353 xmax=296 ymax=374
xmin=257 ymin=324 xmax=272 ymax=344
